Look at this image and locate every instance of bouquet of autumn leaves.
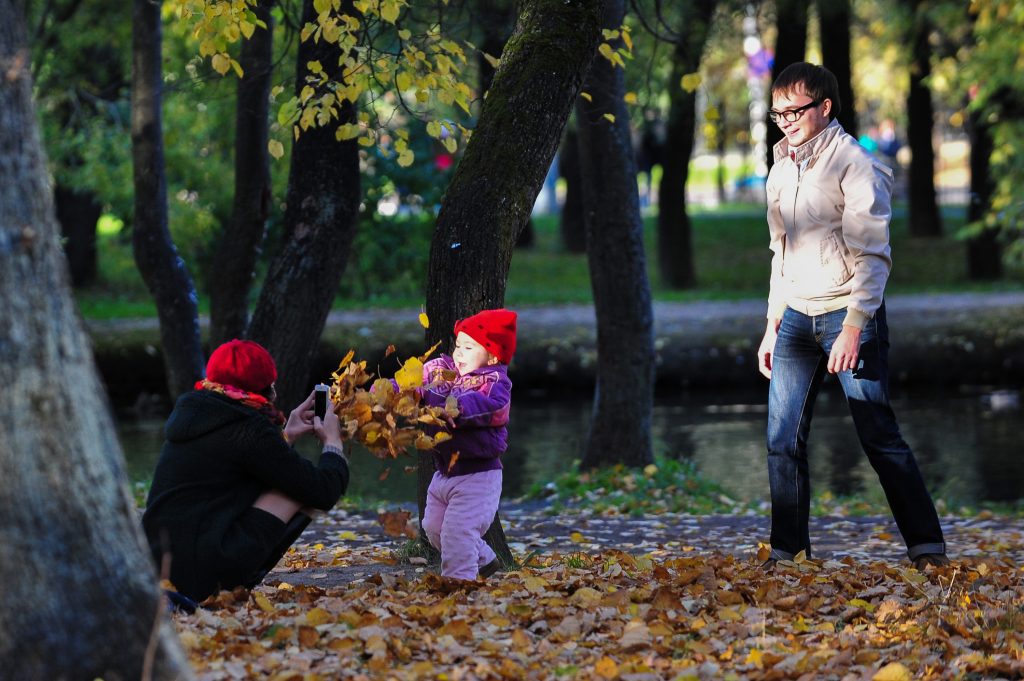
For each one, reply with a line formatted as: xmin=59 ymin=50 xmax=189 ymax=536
xmin=325 ymin=340 xmax=459 ymax=460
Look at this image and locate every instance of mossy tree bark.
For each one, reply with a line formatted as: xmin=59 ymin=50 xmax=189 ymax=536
xmin=576 ymin=0 xmax=654 ymax=469
xmin=248 ymin=0 xmax=361 ymax=411
xmin=765 ymin=0 xmax=808 ymax=172
xmin=656 ymin=0 xmax=717 ymax=289
xmin=0 ymin=4 xmax=192 ymax=678
xmin=420 ymin=0 xmax=604 ymax=564
xmin=209 ymin=0 xmax=276 ymax=347
xmin=905 ymin=0 xmax=942 ymax=238
xmin=131 ymin=0 xmax=204 ymax=399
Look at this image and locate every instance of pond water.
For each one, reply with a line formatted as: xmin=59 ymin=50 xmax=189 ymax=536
xmin=119 ymin=383 xmax=1023 ymax=508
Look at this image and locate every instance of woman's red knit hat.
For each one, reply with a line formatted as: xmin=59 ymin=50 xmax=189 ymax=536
xmin=454 ymin=309 xmax=518 ymax=364
xmin=205 ymin=339 xmax=278 ymax=393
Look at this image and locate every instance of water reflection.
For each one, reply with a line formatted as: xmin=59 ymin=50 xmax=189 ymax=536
xmin=119 ymin=385 xmax=1022 ymax=506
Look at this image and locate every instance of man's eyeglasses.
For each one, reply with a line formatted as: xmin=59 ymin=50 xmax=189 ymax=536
xmin=769 ymin=100 xmax=820 ymax=124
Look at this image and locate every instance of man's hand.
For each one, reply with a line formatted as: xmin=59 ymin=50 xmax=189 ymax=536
xmin=828 ymin=325 xmax=862 ymax=374
xmin=758 ymin=318 xmax=781 ymax=380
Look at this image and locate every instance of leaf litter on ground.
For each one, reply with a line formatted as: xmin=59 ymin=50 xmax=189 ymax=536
xmin=172 ymin=504 xmax=1024 ymax=680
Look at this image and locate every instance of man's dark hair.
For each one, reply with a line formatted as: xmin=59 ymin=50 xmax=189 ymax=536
xmin=772 ymin=62 xmax=841 ymax=119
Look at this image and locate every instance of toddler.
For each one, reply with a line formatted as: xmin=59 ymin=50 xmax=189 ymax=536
xmin=420 ymin=308 xmax=516 ymax=579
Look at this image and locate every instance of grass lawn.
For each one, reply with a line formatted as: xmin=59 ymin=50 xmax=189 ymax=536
xmin=75 ymin=202 xmax=1023 ymax=319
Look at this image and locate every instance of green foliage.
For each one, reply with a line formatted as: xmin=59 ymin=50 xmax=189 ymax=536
xmin=930 ymin=0 xmax=1024 ymax=262
xmin=524 ymin=456 xmax=746 ymax=516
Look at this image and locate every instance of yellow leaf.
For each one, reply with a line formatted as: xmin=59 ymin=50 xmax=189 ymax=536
xmin=482 ymin=52 xmax=500 ymax=69
xmin=643 ymin=463 xmax=657 ymax=476
xmin=307 ymin=59 xmax=323 ymax=74
xmin=873 ymin=663 xmax=912 ymax=681
xmin=240 ymin=20 xmax=255 ymax=39
xmin=335 ymin=123 xmax=360 ymax=141
xmin=442 ymin=136 xmax=457 ymax=154
xmin=580 ymin=91 xmax=592 ymax=102
xmin=594 ymin=656 xmax=619 ymax=679
xmin=396 ymin=70 xmax=412 ymax=92
xmin=397 ymin=148 xmax=414 ymax=167
xmin=253 ymin=592 xmax=275 ymax=613
xmin=603 ymin=113 xmax=616 ymax=123
xmin=398 ymin=28 xmax=411 ymax=40
xmin=211 ymin=53 xmax=231 ymax=75
xmin=230 ymin=59 xmax=243 ymax=78
xmin=268 ymin=139 xmax=285 ymax=160
xmin=336 ymin=530 xmax=359 ymax=540
xmin=306 ymin=607 xmax=332 ymax=626
xmin=680 ymin=72 xmax=702 ymax=92
xmin=745 ymin=648 xmax=764 ymax=669
xmin=569 ymin=531 xmax=586 ymax=543
xmin=380 ymin=0 xmax=400 ymax=23
xmin=623 ymin=91 xmax=637 ymax=104
xmin=394 ymin=357 xmax=425 ymax=390
xmin=418 ymin=312 xmax=430 ymax=328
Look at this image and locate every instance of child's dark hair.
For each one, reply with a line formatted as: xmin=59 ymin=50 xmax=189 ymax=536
xmin=772 ymin=62 xmax=841 ymax=120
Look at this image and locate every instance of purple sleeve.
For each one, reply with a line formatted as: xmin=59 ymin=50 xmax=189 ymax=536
xmin=452 ymin=375 xmax=511 ymax=428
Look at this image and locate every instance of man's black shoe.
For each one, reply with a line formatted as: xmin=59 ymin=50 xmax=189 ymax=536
xmin=479 ymin=559 xmax=501 ymax=579
xmin=913 ymin=553 xmax=950 ymax=570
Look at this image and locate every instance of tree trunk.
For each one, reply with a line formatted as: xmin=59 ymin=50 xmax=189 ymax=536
xmin=559 ymin=123 xmax=587 ymax=252
xmin=131 ymin=0 xmax=204 ymax=398
xmin=817 ymin=0 xmax=857 ymax=137
xmin=576 ymin=0 xmax=654 ymax=470
xmin=247 ymin=0 xmax=360 ymax=411
xmin=966 ymin=109 xmax=1002 ymax=280
xmin=209 ymin=0 xmax=275 ymax=347
xmin=765 ymin=0 xmax=808 ymax=172
xmin=656 ymin=0 xmax=717 ymax=289
xmin=905 ymin=1 xmax=942 ymax=237
xmin=54 ymin=183 xmax=101 ymax=287
xmin=420 ymin=0 xmax=604 ymax=563
xmin=0 ymin=6 xmax=192 ymax=678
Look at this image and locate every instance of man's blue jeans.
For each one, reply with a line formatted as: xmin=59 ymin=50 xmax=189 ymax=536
xmin=767 ymin=304 xmax=946 ymax=560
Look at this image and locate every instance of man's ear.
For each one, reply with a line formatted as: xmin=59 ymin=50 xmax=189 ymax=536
xmin=822 ymin=98 xmax=833 ymax=118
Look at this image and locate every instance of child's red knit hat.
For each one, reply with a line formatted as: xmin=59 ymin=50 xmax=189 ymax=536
xmin=454 ymin=309 xmax=518 ymax=364
xmin=205 ymin=339 xmax=278 ymax=393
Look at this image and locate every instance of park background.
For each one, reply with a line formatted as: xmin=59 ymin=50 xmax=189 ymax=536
xmin=36 ymin=0 xmax=1023 ymax=513
xmin=5 ymin=0 xmax=1024 ymax=679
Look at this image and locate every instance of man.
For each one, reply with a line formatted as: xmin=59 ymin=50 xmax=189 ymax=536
xmin=756 ymin=62 xmax=948 ymax=570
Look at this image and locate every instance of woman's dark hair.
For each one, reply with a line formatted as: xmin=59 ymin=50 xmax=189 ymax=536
xmin=771 ymin=62 xmax=841 ymax=119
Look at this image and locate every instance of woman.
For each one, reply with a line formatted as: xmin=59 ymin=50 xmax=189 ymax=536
xmin=142 ymin=339 xmax=349 ymax=605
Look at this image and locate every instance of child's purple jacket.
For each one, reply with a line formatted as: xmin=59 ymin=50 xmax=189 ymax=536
xmin=420 ymin=355 xmax=511 ymax=477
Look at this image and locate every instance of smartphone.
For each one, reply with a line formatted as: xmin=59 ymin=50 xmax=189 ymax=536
xmin=314 ymin=384 xmax=329 ymax=419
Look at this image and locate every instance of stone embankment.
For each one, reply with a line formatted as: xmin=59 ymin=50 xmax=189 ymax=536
xmin=87 ymin=292 xmax=1024 ymax=406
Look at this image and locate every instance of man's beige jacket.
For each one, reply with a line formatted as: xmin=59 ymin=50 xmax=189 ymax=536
xmin=766 ymin=119 xmax=894 ymax=329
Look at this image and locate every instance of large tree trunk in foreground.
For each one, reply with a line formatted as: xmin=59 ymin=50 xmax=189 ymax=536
xmin=817 ymin=0 xmax=857 ymax=138
xmin=131 ymin=0 xmax=204 ymax=398
xmin=577 ymin=0 xmax=654 ymax=469
xmin=209 ymin=0 xmax=275 ymax=347
xmin=248 ymin=0 xmax=360 ymax=411
xmin=420 ymin=0 xmax=604 ymax=564
xmin=765 ymin=0 xmax=808 ymax=172
xmin=0 ymin=6 xmax=191 ymax=678
xmin=656 ymin=0 xmax=716 ymax=289
xmin=905 ymin=0 xmax=942 ymax=237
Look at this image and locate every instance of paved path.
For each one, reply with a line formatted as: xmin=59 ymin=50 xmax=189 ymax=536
xmin=266 ymin=501 xmax=1024 ymax=589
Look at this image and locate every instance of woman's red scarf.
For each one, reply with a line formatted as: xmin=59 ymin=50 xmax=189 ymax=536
xmin=195 ymin=379 xmax=286 ymax=426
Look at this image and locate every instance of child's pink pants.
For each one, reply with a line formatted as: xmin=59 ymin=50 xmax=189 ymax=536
xmin=422 ymin=469 xmax=502 ymax=580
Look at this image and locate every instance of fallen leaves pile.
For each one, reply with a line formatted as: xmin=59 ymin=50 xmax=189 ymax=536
xmin=174 ymin=542 xmax=1023 ymax=680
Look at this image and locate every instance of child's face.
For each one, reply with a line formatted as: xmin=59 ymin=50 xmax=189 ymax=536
xmin=452 ymin=332 xmax=494 ymax=376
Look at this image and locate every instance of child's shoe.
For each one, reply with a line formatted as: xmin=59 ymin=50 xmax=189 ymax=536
xmin=479 ymin=559 xmax=501 ymax=579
